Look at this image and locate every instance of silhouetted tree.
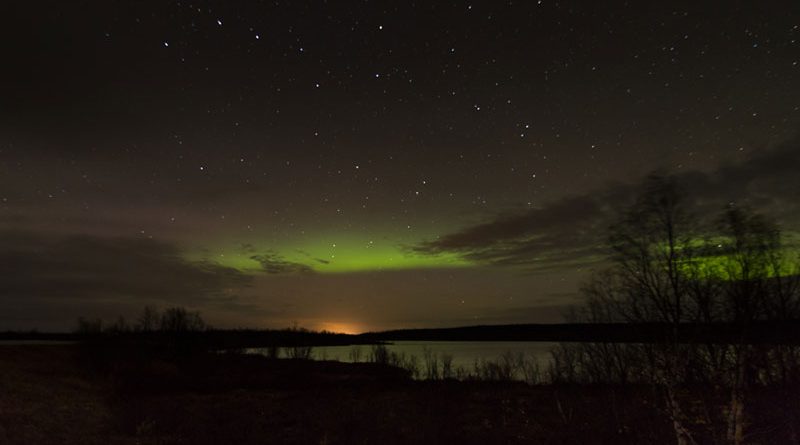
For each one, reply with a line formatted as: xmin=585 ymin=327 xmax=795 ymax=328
xmin=136 ymin=305 xmax=160 ymax=332
xmin=559 ymin=174 xmax=800 ymax=445
xmin=595 ymin=175 xmax=699 ymax=444
xmin=286 ymin=344 xmax=313 ymax=359
xmin=713 ymin=205 xmax=800 ymax=444
xmin=159 ymin=306 xmax=207 ymax=332
xmin=266 ymin=344 xmax=281 ymax=359
xmin=348 ymin=345 xmax=363 ymax=362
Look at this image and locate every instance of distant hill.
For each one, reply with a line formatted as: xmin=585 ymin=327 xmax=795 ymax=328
xmin=362 ymin=321 xmax=800 ymax=345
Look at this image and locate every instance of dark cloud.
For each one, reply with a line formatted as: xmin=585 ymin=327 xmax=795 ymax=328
xmin=413 ymin=187 xmax=633 ymax=271
xmin=416 ymin=137 xmax=800 ymax=271
xmin=0 ymin=230 xmax=251 ymax=328
xmin=249 ymin=252 xmax=314 ymax=275
xmin=680 ymin=140 xmax=800 ymax=222
xmin=294 ymin=249 xmax=330 ymax=265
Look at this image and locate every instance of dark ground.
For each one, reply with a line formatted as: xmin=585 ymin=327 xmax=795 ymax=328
xmin=1 ymin=344 xmax=798 ymax=444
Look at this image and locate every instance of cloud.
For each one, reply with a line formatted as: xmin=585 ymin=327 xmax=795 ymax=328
xmin=294 ymin=249 xmax=331 ymax=265
xmin=414 ymin=187 xmax=633 ymax=271
xmin=249 ymin=252 xmax=314 ymax=274
xmin=0 ymin=230 xmax=252 ymax=326
xmin=238 ymin=245 xmax=315 ymax=274
xmin=415 ymin=137 xmax=800 ymax=271
xmin=681 ymin=141 xmax=800 ymax=221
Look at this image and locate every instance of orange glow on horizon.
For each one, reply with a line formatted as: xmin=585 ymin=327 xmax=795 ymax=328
xmin=318 ymin=322 xmax=362 ymax=335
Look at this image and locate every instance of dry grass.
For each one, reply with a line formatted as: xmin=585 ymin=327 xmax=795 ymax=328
xmin=2 ymin=344 xmax=798 ymax=444
xmin=0 ymin=345 xmax=112 ymax=444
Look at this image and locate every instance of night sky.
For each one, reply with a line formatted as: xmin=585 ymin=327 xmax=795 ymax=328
xmin=2 ymin=1 xmax=800 ymax=332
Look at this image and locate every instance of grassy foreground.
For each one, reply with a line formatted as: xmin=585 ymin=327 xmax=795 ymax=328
xmin=1 ymin=344 xmax=797 ymax=444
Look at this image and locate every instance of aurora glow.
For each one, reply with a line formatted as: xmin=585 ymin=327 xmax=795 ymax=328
xmin=683 ymin=246 xmax=800 ymax=281
xmin=192 ymin=236 xmax=471 ymax=274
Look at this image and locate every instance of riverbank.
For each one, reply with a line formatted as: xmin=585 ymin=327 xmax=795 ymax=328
xmin=1 ymin=344 xmax=797 ymax=444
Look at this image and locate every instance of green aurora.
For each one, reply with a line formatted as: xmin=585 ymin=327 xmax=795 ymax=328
xmin=190 ymin=231 xmax=799 ymax=276
xmin=665 ymin=233 xmax=800 ymax=280
xmin=189 ymin=234 xmax=471 ymax=274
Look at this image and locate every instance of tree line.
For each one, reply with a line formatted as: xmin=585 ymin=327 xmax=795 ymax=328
xmin=76 ymin=306 xmax=208 ymax=335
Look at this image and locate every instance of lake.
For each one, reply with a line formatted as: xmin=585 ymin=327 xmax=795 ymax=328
xmin=249 ymin=341 xmax=557 ymax=381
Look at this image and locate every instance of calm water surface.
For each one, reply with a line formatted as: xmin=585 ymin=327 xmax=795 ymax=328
xmin=251 ymin=341 xmax=557 ymax=375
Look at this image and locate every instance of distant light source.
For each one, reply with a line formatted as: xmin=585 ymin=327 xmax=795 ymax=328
xmin=319 ymin=322 xmax=361 ymax=335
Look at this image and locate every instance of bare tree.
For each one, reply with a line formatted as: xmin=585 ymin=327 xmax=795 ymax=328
xmin=136 ymin=305 xmax=160 ymax=332
xmin=287 ymin=345 xmax=313 ymax=359
xmin=606 ymin=175 xmax=699 ymax=445
xmin=159 ymin=306 xmax=207 ymax=332
xmin=713 ymin=205 xmax=798 ymax=445
xmin=348 ymin=345 xmax=363 ymax=362
xmin=558 ymin=175 xmax=800 ymax=445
